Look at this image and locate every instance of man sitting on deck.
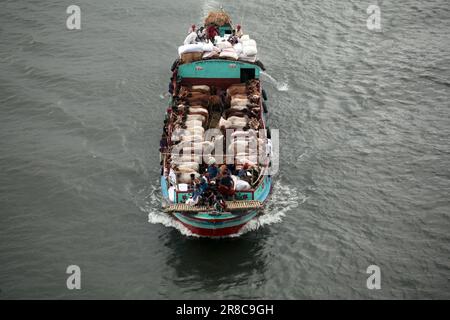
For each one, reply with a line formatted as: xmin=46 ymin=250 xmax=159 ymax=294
xmin=218 ymin=169 xmax=235 ymax=200
xmin=186 ymin=175 xmax=208 ymax=206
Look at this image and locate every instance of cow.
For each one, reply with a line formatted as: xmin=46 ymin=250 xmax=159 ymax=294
xmin=231 ymin=98 xmax=249 ymax=107
xmin=232 ymin=129 xmax=257 ymax=139
xmin=186 ymin=114 xmax=206 ymax=123
xmin=230 ymin=104 xmax=249 ymax=111
xmin=230 ymin=94 xmax=248 ymax=100
xmin=219 ymin=116 xmax=248 ymax=130
xmin=224 ymin=109 xmax=248 ymax=119
xmin=176 ymin=162 xmax=200 ymax=172
xmin=184 ymin=120 xmax=203 ymax=128
xmin=178 ymin=172 xmax=200 ymax=184
xmin=227 ymin=84 xmax=247 ymax=96
xmin=186 ymin=126 xmax=205 ymax=135
xmin=191 ymin=85 xmax=210 ymax=94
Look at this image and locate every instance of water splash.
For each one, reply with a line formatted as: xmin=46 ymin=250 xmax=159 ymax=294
xmin=237 ymin=180 xmax=305 ymax=236
xmin=140 ymin=184 xmax=199 ymax=237
xmin=261 ymin=71 xmax=289 ymax=91
xmin=142 ymin=179 xmax=305 ymax=238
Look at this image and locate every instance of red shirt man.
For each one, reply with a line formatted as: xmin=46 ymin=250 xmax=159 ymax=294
xmin=207 ymin=25 xmax=219 ymax=42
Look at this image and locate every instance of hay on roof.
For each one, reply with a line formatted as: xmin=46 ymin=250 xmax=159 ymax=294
xmin=204 ymin=11 xmax=232 ymax=27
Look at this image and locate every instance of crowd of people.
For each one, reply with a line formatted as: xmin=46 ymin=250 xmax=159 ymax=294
xmin=186 ymin=157 xmax=255 ymax=208
xmin=184 ymin=23 xmax=243 ymax=46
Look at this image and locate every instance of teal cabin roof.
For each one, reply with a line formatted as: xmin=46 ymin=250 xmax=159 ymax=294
xmin=178 ymin=60 xmax=261 ymax=80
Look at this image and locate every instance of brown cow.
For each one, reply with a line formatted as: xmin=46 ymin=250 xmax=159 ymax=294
xmin=224 ymin=108 xmax=248 ymax=119
xmin=231 ymin=94 xmax=248 ymax=100
xmin=186 ymin=98 xmax=209 ymax=107
xmin=227 ymin=87 xmax=247 ymax=97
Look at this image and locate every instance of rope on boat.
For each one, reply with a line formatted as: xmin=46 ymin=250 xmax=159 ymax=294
xmin=164 ymin=200 xmax=264 ymax=213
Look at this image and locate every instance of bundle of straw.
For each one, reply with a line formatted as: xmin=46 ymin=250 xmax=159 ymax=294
xmin=204 ymin=11 xmax=232 ymax=26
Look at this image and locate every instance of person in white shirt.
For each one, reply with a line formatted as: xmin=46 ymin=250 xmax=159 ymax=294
xmin=188 ymin=24 xmax=196 ymax=34
xmin=184 ymin=31 xmax=198 ymax=45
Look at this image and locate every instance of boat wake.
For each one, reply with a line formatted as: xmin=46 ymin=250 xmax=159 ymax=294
xmin=261 ymin=71 xmax=289 ymax=92
xmin=140 ymin=184 xmax=199 ymax=237
xmin=142 ymin=180 xmax=304 ymax=238
xmin=235 ymin=180 xmax=305 ymax=236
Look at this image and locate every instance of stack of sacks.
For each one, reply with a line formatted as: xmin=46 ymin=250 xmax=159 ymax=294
xmin=238 ymin=37 xmax=258 ymax=63
xmin=202 ymin=44 xmax=220 ymax=59
xmin=233 ymin=43 xmax=243 ymax=55
xmin=202 ymin=42 xmax=215 ymax=52
xmin=179 ymin=44 xmax=204 ymax=64
xmin=215 ymin=35 xmax=231 ymax=44
xmin=203 ymin=49 xmax=220 ymax=59
xmin=216 ymin=41 xmax=233 ymax=50
xmin=178 ymin=44 xmax=203 ymax=56
xmin=242 ymin=40 xmax=257 ymax=56
xmin=219 ymin=47 xmax=239 ymax=60
xmin=215 ymin=40 xmax=238 ymax=60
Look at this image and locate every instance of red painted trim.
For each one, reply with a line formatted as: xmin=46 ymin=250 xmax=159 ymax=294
xmin=177 ymin=219 xmax=247 ymax=237
xmin=179 ymin=213 xmax=240 ymax=223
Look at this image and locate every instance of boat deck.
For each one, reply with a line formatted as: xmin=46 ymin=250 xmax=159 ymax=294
xmin=164 ymin=200 xmax=264 ymax=213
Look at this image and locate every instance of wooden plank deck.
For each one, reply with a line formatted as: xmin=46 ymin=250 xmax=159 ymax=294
xmin=164 ymin=200 xmax=264 ymax=213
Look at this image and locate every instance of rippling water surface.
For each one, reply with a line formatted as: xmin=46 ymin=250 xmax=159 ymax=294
xmin=0 ymin=0 xmax=449 ymax=299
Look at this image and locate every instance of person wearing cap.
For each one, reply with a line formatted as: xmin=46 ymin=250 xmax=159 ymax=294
xmin=218 ymin=169 xmax=235 ymax=200
xmin=207 ymin=158 xmax=219 ymax=180
xmin=238 ymin=163 xmax=250 ymax=178
xmin=184 ymin=28 xmax=198 ymax=45
xmin=235 ymin=24 xmax=243 ymax=38
xmin=188 ymin=24 xmax=196 ymax=33
xmin=190 ymin=174 xmax=208 ymax=203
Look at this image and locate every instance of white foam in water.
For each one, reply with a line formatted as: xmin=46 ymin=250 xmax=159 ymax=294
xmin=141 ymin=184 xmax=199 ymax=237
xmin=236 ymin=180 xmax=305 ymax=236
xmin=261 ymin=71 xmax=289 ymax=92
xmin=143 ymin=180 xmax=305 ymax=238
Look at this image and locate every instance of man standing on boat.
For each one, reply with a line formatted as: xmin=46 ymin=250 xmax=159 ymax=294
xmin=235 ymin=24 xmax=243 ymax=38
xmin=188 ymin=24 xmax=196 ymax=34
xmin=196 ymin=26 xmax=207 ymax=42
xmin=206 ymin=24 xmax=219 ymax=44
xmin=184 ymin=28 xmax=198 ymax=45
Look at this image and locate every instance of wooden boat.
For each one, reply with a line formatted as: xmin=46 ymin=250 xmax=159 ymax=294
xmin=159 ymin=12 xmax=273 ymax=237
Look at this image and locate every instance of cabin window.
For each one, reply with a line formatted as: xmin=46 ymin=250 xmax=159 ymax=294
xmin=240 ymin=68 xmax=256 ymax=83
